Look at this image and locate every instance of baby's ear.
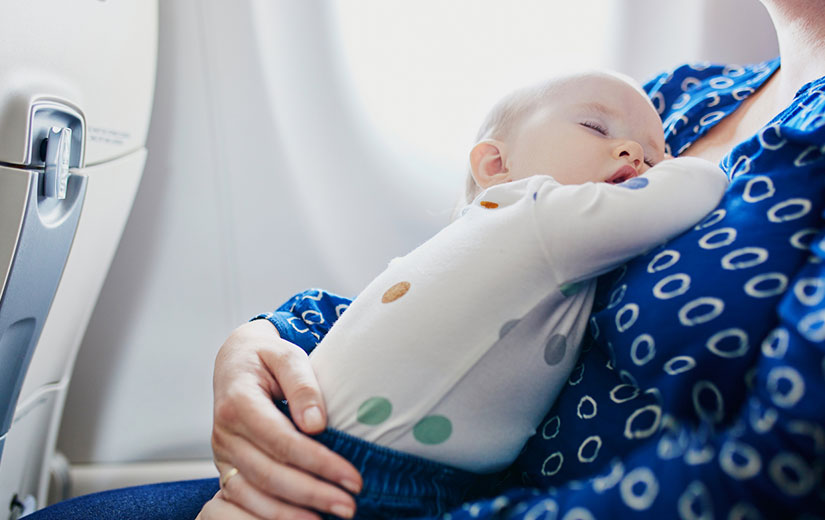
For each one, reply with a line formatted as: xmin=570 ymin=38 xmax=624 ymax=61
xmin=470 ymin=140 xmax=510 ymax=189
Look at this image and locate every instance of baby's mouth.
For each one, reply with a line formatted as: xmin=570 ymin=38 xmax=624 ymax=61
xmin=607 ymin=165 xmax=638 ymax=184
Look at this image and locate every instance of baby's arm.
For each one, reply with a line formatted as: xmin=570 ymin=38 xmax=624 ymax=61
xmin=534 ymin=156 xmax=728 ymax=285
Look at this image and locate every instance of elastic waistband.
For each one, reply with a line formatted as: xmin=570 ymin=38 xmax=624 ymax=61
xmin=276 ymin=401 xmax=481 ymax=516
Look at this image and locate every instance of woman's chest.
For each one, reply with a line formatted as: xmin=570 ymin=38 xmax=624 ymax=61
xmin=680 ymin=76 xmax=783 ymax=164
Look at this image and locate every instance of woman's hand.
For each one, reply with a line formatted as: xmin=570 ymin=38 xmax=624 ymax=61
xmin=207 ymin=320 xmax=362 ymax=519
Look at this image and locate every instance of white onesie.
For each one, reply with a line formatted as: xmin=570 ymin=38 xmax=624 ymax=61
xmin=309 ymin=157 xmax=728 ymax=473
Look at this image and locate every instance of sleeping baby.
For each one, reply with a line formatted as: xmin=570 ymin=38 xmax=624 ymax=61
xmin=298 ymin=70 xmax=729 ymax=518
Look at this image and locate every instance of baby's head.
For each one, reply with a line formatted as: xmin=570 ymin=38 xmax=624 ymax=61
xmin=464 ymin=71 xmax=666 ymax=203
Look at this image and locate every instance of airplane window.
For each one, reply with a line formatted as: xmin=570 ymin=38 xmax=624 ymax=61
xmin=331 ymin=1 xmax=612 ymax=176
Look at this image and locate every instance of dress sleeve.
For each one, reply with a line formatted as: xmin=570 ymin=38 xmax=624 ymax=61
xmin=534 ymin=157 xmax=728 ymax=285
xmin=250 ymin=288 xmax=352 ymax=354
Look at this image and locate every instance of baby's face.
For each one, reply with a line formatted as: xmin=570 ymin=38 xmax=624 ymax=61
xmin=505 ymin=74 xmax=666 ymax=185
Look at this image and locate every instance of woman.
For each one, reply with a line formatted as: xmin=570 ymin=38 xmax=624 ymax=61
xmin=200 ymin=1 xmax=825 ymax=518
xmin=27 ymin=1 xmax=824 ymax=518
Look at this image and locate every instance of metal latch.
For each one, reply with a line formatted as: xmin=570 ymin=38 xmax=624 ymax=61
xmin=25 ymin=99 xmax=85 ymax=199
xmin=43 ymin=127 xmax=72 ymax=199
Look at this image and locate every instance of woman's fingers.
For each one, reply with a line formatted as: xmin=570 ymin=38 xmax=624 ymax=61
xmin=199 ymin=489 xmax=320 ymax=520
xmin=212 ymin=353 xmax=362 ymax=496
xmin=214 ymin=426 xmax=358 ymax=517
xmin=257 ymin=343 xmax=327 ymax=434
xmin=211 ymin=322 xmax=362 ymax=516
xmin=197 ymin=490 xmax=261 ymax=520
xmin=218 ymin=468 xmax=325 ymax=520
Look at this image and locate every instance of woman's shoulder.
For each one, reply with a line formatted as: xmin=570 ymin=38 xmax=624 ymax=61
xmin=643 ymin=59 xmax=781 ymax=156
xmin=771 ymin=74 xmax=825 ymax=134
xmin=643 ymin=60 xmax=778 ymax=102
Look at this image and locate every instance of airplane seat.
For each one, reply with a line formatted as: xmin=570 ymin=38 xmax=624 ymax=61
xmin=0 ymin=1 xmax=157 ymax=517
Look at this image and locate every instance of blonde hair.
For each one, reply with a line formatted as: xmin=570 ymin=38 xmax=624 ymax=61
xmin=460 ymin=78 xmax=567 ymax=206
xmin=459 ymin=71 xmax=648 ymax=208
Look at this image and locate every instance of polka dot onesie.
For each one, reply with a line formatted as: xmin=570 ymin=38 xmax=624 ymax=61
xmin=308 ymin=157 xmax=726 ymax=473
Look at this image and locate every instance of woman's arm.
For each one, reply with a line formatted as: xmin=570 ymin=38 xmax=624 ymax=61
xmin=202 ymin=317 xmax=363 ymax=519
xmin=427 ymin=236 xmax=825 ymax=519
xmin=445 ymin=320 xmax=825 ymax=518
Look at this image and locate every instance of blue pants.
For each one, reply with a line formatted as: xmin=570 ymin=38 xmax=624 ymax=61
xmin=23 ymin=477 xmax=219 ymax=520
xmin=26 ymin=413 xmax=484 ymax=519
xmin=309 ymin=427 xmax=480 ymax=519
xmin=277 ymin=401 xmax=482 ymax=519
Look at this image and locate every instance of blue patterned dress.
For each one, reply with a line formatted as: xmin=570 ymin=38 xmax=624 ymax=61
xmin=260 ymin=58 xmax=825 ymax=518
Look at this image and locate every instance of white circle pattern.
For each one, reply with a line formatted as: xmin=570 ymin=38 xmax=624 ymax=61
xmin=709 ymin=77 xmax=735 ymax=89
xmin=794 ymin=145 xmax=824 ymax=167
xmin=766 ymin=366 xmax=805 ymax=408
xmin=768 ymin=453 xmax=816 ymax=496
xmin=561 ymin=508 xmax=594 ymax=520
xmin=699 ymin=111 xmax=725 ymax=126
xmin=692 ymin=380 xmax=724 ymax=423
xmin=541 ymin=415 xmax=561 ymax=440
xmin=301 ymin=310 xmax=323 ymax=324
xmin=761 ymin=328 xmax=789 ymax=358
xmin=797 ymin=308 xmax=825 ymax=342
xmin=694 ymin=209 xmax=726 ymax=230
xmin=721 ymin=247 xmax=769 ymax=270
xmin=766 ymin=198 xmax=812 ymax=223
xmin=679 ymin=297 xmax=725 ymax=326
xmin=607 ymin=285 xmax=627 ymax=309
xmin=758 ymin=125 xmax=787 ymax=150
xmin=728 ymin=502 xmax=763 ymax=520
xmin=742 ymin=176 xmax=775 ymax=203
xmin=624 ymin=404 xmax=661 ymax=439
xmin=705 ymin=91 xmax=721 ymax=107
xmin=743 ymin=273 xmax=788 ymax=298
xmin=719 ymin=440 xmax=762 ymax=480
xmin=732 ymin=87 xmax=755 ymax=100
xmin=647 ymin=250 xmax=681 ymax=272
xmin=609 ymin=383 xmax=639 ymax=404
xmin=678 ymin=481 xmax=713 ymax=520
xmin=653 ymin=273 xmax=691 ymax=299
xmin=630 ymin=334 xmax=656 ymax=365
xmin=749 ymin=401 xmax=778 ymax=434
xmin=705 ymin=328 xmax=749 ymax=358
xmin=576 ymin=396 xmax=597 ymax=419
xmin=541 ymin=452 xmax=564 ymax=477
xmin=615 ymin=303 xmax=639 ymax=332
xmin=619 ymin=467 xmax=659 ymax=511
xmin=577 ymin=436 xmax=602 ymax=463
xmin=789 ymin=228 xmax=818 ymax=250
xmin=591 ymin=459 xmax=624 ymax=492
xmin=663 ymin=355 xmax=696 ymax=375
xmin=730 ymin=155 xmax=751 ymax=178
xmin=684 ymin=445 xmax=715 ymax=465
xmin=523 ymin=499 xmax=558 ymax=520
xmin=793 ymin=277 xmax=825 ymax=306
xmin=698 ymin=228 xmax=737 ymax=249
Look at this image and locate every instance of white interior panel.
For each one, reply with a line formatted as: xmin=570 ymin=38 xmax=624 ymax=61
xmin=58 ymin=0 xmax=455 ymax=464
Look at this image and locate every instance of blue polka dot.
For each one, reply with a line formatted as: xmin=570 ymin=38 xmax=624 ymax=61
xmin=619 ymin=177 xmax=649 ymax=190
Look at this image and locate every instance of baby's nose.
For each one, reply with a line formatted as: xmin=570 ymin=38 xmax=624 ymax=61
xmin=613 ymin=141 xmax=645 ymax=170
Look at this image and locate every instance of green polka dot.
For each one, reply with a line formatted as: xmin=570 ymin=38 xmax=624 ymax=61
xmin=357 ymin=397 xmax=392 ymax=425
xmin=560 ymin=281 xmax=587 ymax=297
xmin=544 ymin=334 xmax=567 ymax=365
xmin=413 ymin=415 xmax=452 ymax=445
xmin=499 ymin=319 xmax=519 ymax=339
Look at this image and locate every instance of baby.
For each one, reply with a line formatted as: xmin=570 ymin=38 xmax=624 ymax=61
xmin=298 ymin=71 xmax=728 ymax=517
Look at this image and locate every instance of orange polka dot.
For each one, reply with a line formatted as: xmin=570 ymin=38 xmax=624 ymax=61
xmin=480 ymin=201 xmax=499 ymax=209
xmin=382 ymin=281 xmax=410 ymax=303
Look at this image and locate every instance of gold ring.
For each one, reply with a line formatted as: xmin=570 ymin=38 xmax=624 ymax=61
xmin=220 ymin=467 xmax=239 ymax=488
